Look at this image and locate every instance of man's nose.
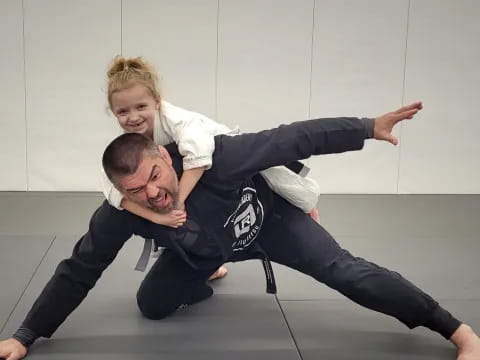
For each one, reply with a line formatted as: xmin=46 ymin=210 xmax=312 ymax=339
xmin=146 ymin=183 xmax=159 ymax=198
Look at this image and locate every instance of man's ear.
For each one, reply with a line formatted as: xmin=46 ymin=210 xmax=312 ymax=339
xmin=157 ymin=145 xmax=172 ymax=166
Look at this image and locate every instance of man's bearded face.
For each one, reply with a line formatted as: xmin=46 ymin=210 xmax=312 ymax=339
xmin=118 ymin=150 xmax=179 ymax=214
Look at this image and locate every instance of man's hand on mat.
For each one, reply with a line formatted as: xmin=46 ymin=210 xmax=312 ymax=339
xmin=0 ymin=338 xmax=27 ymax=360
xmin=374 ymin=101 xmax=423 ymax=145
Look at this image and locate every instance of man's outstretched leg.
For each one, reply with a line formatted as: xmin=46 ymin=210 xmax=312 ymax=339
xmin=260 ymin=196 xmax=480 ymax=359
xmin=136 ymin=249 xmax=217 ymax=320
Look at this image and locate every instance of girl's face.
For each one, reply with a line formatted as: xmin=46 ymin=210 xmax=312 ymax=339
xmin=110 ymin=84 xmax=159 ymax=139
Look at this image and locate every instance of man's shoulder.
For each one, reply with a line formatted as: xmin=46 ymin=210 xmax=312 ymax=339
xmin=165 ymin=142 xmax=180 ymax=157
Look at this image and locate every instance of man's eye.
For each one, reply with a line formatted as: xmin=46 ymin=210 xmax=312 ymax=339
xmin=152 ymin=174 xmax=158 ymax=181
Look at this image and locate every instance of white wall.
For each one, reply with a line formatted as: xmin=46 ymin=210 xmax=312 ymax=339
xmin=0 ymin=0 xmax=479 ymax=193
xmin=24 ymin=0 xmax=121 ymax=191
xmin=217 ymin=0 xmax=313 ymax=131
xmin=308 ymin=0 xmax=409 ymax=193
xmin=0 ymin=0 xmax=26 ymax=190
xmin=400 ymin=0 xmax=480 ymax=193
xmin=122 ymin=0 xmax=218 ymax=119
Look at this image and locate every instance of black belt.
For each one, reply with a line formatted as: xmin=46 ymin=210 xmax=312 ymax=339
xmin=252 ymin=243 xmax=277 ymax=294
xmin=136 ymin=239 xmax=277 ymax=295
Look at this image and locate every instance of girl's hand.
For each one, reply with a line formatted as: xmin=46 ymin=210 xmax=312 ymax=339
xmin=154 ymin=209 xmax=187 ymax=228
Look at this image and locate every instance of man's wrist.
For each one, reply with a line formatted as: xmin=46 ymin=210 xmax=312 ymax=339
xmin=12 ymin=326 xmax=39 ymax=348
xmin=361 ymin=117 xmax=375 ymax=139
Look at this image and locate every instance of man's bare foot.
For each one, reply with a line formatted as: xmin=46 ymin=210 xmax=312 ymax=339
xmin=208 ymin=266 xmax=228 ymax=281
xmin=450 ymin=324 xmax=480 ymax=360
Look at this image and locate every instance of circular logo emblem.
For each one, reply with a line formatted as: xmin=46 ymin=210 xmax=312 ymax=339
xmin=224 ymin=187 xmax=264 ymax=251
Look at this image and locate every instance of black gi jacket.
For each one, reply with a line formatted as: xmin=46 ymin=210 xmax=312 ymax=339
xmin=20 ymin=117 xmax=371 ymax=339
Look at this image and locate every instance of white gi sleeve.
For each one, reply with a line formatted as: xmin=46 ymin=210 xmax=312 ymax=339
xmin=100 ymin=168 xmax=124 ymax=210
xmin=161 ymin=102 xmax=231 ymax=170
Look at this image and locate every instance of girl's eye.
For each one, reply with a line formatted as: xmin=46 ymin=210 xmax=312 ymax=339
xmin=138 ymin=104 xmax=147 ymax=110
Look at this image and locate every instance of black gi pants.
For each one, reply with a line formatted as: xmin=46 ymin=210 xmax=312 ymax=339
xmin=136 ymin=195 xmax=461 ymax=339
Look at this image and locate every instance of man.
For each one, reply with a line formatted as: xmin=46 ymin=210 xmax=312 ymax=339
xmin=1 ymin=102 xmax=479 ymax=360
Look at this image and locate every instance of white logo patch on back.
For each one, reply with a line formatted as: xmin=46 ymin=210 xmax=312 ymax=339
xmin=224 ymin=187 xmax=264 ymax=251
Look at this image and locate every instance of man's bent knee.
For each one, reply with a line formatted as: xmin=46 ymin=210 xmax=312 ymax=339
xmin=136 ymin=282 xmax=214 ymax=320
xmin=136 ymin=294 xmax=178 ymax=320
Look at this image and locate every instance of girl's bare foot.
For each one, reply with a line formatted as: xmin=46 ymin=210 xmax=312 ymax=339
xmin=208 ymin=266 xmax=228 ymax=281
xmin=308 ymin=208 xmax=319 ymax=222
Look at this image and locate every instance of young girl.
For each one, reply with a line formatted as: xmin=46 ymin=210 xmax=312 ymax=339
xmin=101 ymin=56 xmax=321 ymax=278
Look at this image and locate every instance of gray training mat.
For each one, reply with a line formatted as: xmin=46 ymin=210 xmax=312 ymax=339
xmin=316 ymin=194 xmax=480 ymax=239
xmin=274 ymin=194 xmax=480 ymax=300
xmin=1 ymin=194 xmax=479 ymax=360
xmin=273 ymin=234 xmax=480 ymax=300
xmin=279 ymin=299 xmax=480 ymax=360
xmin=0 ymin=235 xmax=54 ymax=332
xmin=0 ymin=192 xmax=103 ymax=236
xmin=1 ymin=235 xmax=300 ymax=360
